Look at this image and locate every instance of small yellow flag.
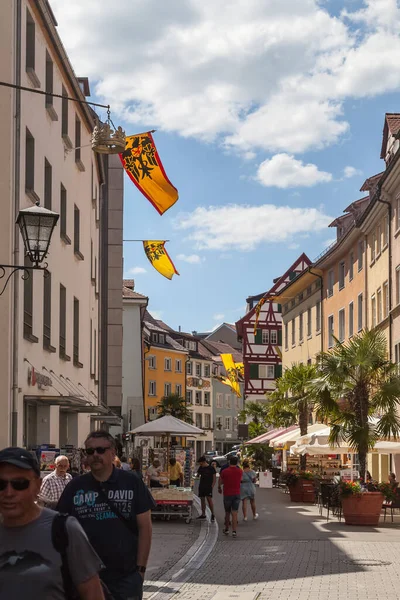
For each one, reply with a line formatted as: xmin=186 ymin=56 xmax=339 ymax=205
xmin=143 ymin=241 xmax=179 ymax=280
xmin=221 ymin=353 xmax=242 ymax=398
xmin=120 ymin=133 xmax=178 ymax=215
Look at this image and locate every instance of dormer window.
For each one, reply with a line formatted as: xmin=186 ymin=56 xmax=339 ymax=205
xmin=151 ymin=333 xmax=158 ymax=343
xmin=159 ymin=333 xmax=165 ymax=344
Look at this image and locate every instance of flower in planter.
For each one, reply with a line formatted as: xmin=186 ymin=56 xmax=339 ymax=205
xmin=338 ymin=480 xmax=362 ymax=497
xmin=299 ymin=470 xmax=314 ymax=481
xmin=284 ymin=471 xmax=299 ymax=486
xmin=374 ymin=482 xmax=396 ymax=502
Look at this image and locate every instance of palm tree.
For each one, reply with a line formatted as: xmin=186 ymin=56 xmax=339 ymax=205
xmin=157 ymin=393 xmax=193 ymax=423
xmin=312 ymin=329 xmax=400 ymax=480
xmin=267 ymin=362 xmax=317 ymax=469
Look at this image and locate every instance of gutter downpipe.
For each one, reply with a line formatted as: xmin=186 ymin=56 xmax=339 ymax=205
xmin=376 ymin=183 xmax=393 ymax=360
xmin=308 ymin=267 xmax=324 ymax=355
xmin=11 ymin=0 xmax=22 ymax=445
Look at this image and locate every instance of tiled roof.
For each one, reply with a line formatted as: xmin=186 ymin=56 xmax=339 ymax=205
xmin=122 ymin=285 xmax=147 ymax=300
xmin=155 ymin=319 xmax=174 ymax=331
xmin=343 ymin=196 xmax=370 ymax=212
xmin=381 ymin=114 xmax=400 ymax=159
xmin=360 ymin=173 xmax=384 ymax=192
xmin=201 ymin=339 xmax=242 ymax=362
xmin=143 ymin=320 xmax=186 ymax=352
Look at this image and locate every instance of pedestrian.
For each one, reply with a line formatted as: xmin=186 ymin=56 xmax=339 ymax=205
xmin=168 ymin=457 xmax=183 ymax=487
xmin=113 ymin=456 xmax=122 ymax=469
xmin=57 ymin=430 xmax=155 ymax=600
xmin=196 ymin=456 xmax=216 ymax=522
xmin=240 ymin=460 xmax=259 ymax=521
xmin=146 ymin=459 xmax=163 ymax=488
xmin=0 ymin=447 xmax=105 ymax=599
xmin=120 ymin=456 xmax=131 ymax=471
xmin=132 ymin=458 xmax=143 ymax=479
xmin=39 ymin=455 xmax=72 ymax=508
xmin=218 ymin=456 xmax=242 ymax=538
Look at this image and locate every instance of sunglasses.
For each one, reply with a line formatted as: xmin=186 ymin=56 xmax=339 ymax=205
xmin=0 ymin=478 xmax=31 ymax=491
xmin=85 ymin=446 xmax=111 ymax=456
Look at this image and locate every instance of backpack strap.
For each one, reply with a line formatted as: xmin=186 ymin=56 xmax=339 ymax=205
xmin=51 ymin=513 xmax=77 ymax=600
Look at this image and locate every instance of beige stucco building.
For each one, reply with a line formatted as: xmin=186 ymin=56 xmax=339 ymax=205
xmin=0 ymin=0 xmax=123 ymax=449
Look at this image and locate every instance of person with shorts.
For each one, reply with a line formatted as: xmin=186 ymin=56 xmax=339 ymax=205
xmin=218 ymin=456 xmax=242 ymax=537
xmin=196 ymin=457 xmax=216 ymax=522
xmin=240 ymin=460 xmax=259 ymax=521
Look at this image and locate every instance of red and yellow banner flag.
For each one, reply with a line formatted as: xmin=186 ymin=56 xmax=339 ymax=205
xmin=221 ymin=354 xmax=242 ymax=398
xmin=253 ymin=297 xmax=266 ymax=336
xmin=143 ymin=241 xmax=179 ymax=280
xmin=120 ymin=132 xmax=178 ymax=215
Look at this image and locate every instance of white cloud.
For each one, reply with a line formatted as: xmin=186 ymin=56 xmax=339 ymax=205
xmin=50 ymin=0 xmax=400 ymax=156
xmin=288 ymin=243 xmax=300 ymax=250
xmin=175 ymin=203 xmax=332 ymax=251
xmin=256 ymin=154 xmax=332 ymax=188
xmin=343 ymin=166 xmax=363 ymax=179
xmin=213 ymin=313 xmax=225 ymax=321
xmin=176 ymin=253 xmax=203 ymax=264
xmin=127 ymin=267 xmax=147 ymax=275
xmin=150 ymin=310 xmax=163 ymax=321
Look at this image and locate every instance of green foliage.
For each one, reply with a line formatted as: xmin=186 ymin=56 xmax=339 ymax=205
xmin=339 ymin=480 xmax=362 ymax=497
xmin=157 ymin=393 xmax=193 ymax=423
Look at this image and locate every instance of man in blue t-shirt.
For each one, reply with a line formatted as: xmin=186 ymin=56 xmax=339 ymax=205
xmin=58 ymin=431 xmax=155 ymax=600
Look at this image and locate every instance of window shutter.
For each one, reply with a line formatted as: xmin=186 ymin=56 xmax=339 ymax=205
xmin=278 ymin=329 xmax=282 ymax=346
xmin=249 ymin=364 xmax=258 ymax=378
xmin=255 ymin=329 xmax=262 ymax=344
xmin=277 ymin=304 xmax=282 ymax=312
xmin=275 ymin=364 xmax=282 ymax=379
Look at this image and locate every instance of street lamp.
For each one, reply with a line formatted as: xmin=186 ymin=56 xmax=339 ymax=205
xmin=0 ymin=203 xmax=59 ymax=295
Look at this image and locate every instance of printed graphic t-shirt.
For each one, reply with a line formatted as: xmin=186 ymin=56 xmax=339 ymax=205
xmin=220 ymin=466 xmax=243 ymax=496
xmin=0 ymin=508 xmax=102 ymax=600
xmin=57 ymin=468 xmax=155 ymax=575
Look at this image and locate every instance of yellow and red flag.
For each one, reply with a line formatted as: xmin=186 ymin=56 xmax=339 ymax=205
xmin=253 ymin=297 xmax=266 ymax=336
xmin=221 ymin=353 xmax=242 ymax=398
xmin=143 ymin=241 xmax=179 ymax=280
xmin=120 ymin=132 xmax=178 ymax=215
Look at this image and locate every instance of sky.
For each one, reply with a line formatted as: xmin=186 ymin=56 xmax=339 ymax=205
xmin=50 ymin=0 xmax=400 ymax=332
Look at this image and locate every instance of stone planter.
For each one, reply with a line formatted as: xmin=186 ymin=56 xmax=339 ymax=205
xmin=288 ymin=479 xmax=315 ymax=503
xmin=341 ymin=492 xmax=384 ymax=526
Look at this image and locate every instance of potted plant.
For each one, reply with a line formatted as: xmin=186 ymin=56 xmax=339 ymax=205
xmin=339 ymin=480 xmax=384 ymax=526
xmin=285 ymin=471 xmax=316 ymax=503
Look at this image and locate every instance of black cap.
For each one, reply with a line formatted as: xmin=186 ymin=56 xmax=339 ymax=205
xmin=0 ymin=447 xmax=40 ymax=476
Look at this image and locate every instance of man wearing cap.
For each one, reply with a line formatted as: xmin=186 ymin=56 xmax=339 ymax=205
xmin=39 ymin=455 xmax=72 ymax=508
xmin=0 ymin=447 xmax=105 ymax=599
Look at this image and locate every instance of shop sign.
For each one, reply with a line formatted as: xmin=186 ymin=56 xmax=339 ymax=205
xmin=28 ymin=367 xmax=52 ymax=390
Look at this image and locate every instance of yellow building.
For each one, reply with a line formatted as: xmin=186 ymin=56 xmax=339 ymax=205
xmin=143 ymin=318 xmax=188 ymax=421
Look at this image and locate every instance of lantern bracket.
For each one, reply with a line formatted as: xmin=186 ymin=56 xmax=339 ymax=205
xmin=0 ymin=263 xmax=48 ymax=296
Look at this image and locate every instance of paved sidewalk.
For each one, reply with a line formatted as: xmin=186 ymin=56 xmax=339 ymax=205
xmin=169 ymin=488 xmax=400 ymax=600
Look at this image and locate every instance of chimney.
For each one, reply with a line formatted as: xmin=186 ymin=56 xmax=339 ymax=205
xmin=123 ymin=279 xmax=135 ymax=290
xmin=178 ymin=325 xmax=181 ymax=332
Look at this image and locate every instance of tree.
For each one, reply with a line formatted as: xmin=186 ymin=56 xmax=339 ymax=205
xmin=311 ymin=329 xmax=400 ymax=480
xmin=157 ymin=393 xmax=193 ymax=423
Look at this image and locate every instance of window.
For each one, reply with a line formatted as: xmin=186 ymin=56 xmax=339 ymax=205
xmin=327 ymin=269 xmax=334 ymax=297
xmin=316 ymin=301 xmax=321 ymax=332
xmin=186 ymin=361 xmax=192 ymax=375
xmin=149 ymin=381 xmax=156 ymax=396
xmin=175 ymin=359 xmax=182 ymax=373
xmin=43 ymin=271 xmax=52 ymax=349
xmin=338 ymin=308 xmax=345 ymax=342
xmin=299 ymin=313 xmax=303 ymax=342
xmin=262 ymin=329 xmax=269 ymax=344
xmin=307 ymin=286 xmax=312 ymax=297
xmin=284 ymin=322 xmax=288 ymax=350
xmin=259 ymin=365 xmax=275 ymax=379
xmin=195 ymin=391 xmax=202 ymax=405
xmin=396 ymin=267 xmax=400 ymax=306
xmin=23 ymin=255 xmax=35 ymax=340
xmin=270 ymin=330 xmax=277 ymax=344
xmin=75 ymin=117 xmax=83 ymax=166
xmin=74 ymin=205 xmax=83 ymax=258
xmin=204 ymin=392 xmax=210 ymax=406
xmin=371 ymin=232 xmax=376 ymax=262
xmin=349 ymin=252 xmax=354 ymax=281
xmin=225 ymin=394 xmax=231 ymax=409
xmin=216 ymin=393 xmax=223 ymax=408
xmin=148 ymin=355 xmax=156 ymax=369
xmin=377 ymin=288 xmax=382 ymax=323
xmin=291 ymin=318 xmax=295 ymax=346
xmin=328 ymin=315 xmax=334 ymax=348
xmin=383 ymin=215 xmax=389 ymax=247
xmin=204 ymin=364 xmax=211 ymax=377
xmin=216 ymin=416 xmax=223 ymax=430
xmin=164 ymin=383 xmax=172 ymax=396
xmin=397 ymin=197 xmax=400 ymax=231
xmin=164 ymin=358 xmax=172 ymax=371
xmin=25 ymin=128 xmax=35 ymax=193
xmin=349 ymin=302 xmax=354 ymax=338
xmin=61 ymin=86 xmax=69 ymax=139
xmin=60 ymin=184 xmax=70 ymax=242
xmin=186 ymin=390 xmax=193 ymax=404
xmin=44 ymin=158 xmax=52 ymax=209
xmin=358 ymin=240 xmax=364 ymax=271
xmin=224 ymin=417 xmax=231 ymax=431
xmin=358 ymin=293 xmax=363 ymax=331
xmin=383 ymin=281 xmax=389 ymax=318
xmin=204 ymin=414 xmax=211 ymax=429
xmin=73 ymin=297 xmax=80 ymax=366
xmin=307 ymin=307 xmax=312 ymax=337
xmin=195 ymin=413 xmax=202 ymax=429
xmin=26 ymin=10 xmax=38 ymax=85
xmin=176 ymin=384 xmax=182 ymax=397
xmin=338 ymin=261 xmax=345 ymax=290
xmin=377 ymin=224 xmax=382 ymax=256
xmin=195 ymin=363 xmax=202 ymax=377
xmin=45 ymin=51 xmax=55 ymax=116
xmin=371 ymin=295 xmax=376 ymax=328
xmin=59 ymin=284 xmax=66 ymax=358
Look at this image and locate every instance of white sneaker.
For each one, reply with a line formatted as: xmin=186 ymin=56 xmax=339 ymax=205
xmin=254 ymin=513 xmax=259 ymax=520
xmin=243 ymin=517 xmax=248 ymax=521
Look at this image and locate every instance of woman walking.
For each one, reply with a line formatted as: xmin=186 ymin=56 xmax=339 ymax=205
xmin=240 ymin=460 xmax=259 ymax=521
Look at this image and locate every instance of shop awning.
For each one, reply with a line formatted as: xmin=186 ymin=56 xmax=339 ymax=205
xmin=291 ymin=434 xmax=400 ymax=456
xmin=270 ymin=423 xmax=328 ymax=448
xmin=24 ymin=395 xmax=111 ymax=415
xmin=128 ymin=415 xmax=204 ymax=436
xmin=245 ymin=426 xmax=298 ymax=446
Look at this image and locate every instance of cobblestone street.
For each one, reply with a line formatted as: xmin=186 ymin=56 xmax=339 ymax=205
xmin=148 ymin=488 xmax=400 ymax=600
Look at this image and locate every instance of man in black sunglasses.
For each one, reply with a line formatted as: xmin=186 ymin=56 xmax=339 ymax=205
xmin=58 ymin=430 xmax=155 ymax=600
xmin=0 ymin=447 xmax=105 ymax=599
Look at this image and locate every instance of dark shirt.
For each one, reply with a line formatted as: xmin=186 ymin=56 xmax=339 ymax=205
xmin=197 ymin=465 xmax=216 ymax=488
xmin=57 ymin=467 xmax=155 ymax=576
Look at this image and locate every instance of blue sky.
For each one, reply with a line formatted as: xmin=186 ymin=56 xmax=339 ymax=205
xmin=51 ymin=0 xmax=400 ymax=332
